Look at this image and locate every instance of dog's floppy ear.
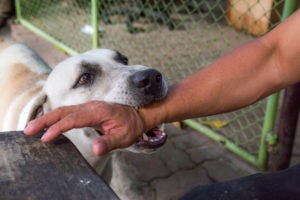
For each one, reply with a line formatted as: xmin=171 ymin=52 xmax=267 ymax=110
xmin=18 ymin=91 xmax=50 ymax=130
xmin=115 ymin=51 xmax=128 ymax=65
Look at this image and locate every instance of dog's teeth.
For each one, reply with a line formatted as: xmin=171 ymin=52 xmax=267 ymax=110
xmin=143 ymin=133 xmax=149 ymax=141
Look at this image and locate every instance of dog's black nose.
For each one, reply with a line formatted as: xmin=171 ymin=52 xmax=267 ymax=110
xmin=131 ymin=69 xmax=163 ymax=95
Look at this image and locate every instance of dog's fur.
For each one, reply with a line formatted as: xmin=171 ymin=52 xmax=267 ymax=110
xmin=0 ymin=42 xmax=168 ymax=182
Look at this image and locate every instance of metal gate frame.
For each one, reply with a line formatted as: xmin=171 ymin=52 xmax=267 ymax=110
xmin=14 ymin=0 xmax=298 ymax=170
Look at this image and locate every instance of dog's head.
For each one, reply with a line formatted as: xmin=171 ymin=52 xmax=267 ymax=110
xmin=39 ymin=49 xmax=168 ymax=153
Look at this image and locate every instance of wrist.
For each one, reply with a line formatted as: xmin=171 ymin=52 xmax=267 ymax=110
xmin=138 ymin=100 xmax=167 ymax=132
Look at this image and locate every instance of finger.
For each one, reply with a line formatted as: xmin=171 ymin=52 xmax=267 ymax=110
xmin=24 ymin=105 xmax=81 ymax=136
xmin=92 ymin=133 xmax=132 ymax=156
xmin=40 ymin=109 xmax=104 ymax=142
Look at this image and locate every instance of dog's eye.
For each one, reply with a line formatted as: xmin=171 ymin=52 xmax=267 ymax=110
xmin=74 ymin=73 xmax=95 ymax=88
xmin=79 ymin=73 xmax=93 ymax=84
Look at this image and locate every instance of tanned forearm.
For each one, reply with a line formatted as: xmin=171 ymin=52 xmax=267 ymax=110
xmin=140 ymin=39 xmax=279 ymax=129
xmin=140 ymin=10 xmax=300 ymax=131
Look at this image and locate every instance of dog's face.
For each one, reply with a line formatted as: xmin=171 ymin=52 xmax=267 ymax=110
xmin=43 ymin=49 xmax=168 ymax=152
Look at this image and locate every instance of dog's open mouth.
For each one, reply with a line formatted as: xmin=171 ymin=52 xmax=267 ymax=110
xmin=135 ymin=126 xmax=167 ymax=149
xmin=95 ymin=125 xmax=167 ymax=150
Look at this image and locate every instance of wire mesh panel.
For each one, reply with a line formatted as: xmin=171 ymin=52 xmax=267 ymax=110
xmin=93 ymin=0 xmax=284 ymax=83
xmin=96 ymin=0 xmax=247 ymax=83
xmin=17 ymin=0 xmax=93 ymax=52
xmin=16 ymin=0 xmax=288 ymax=169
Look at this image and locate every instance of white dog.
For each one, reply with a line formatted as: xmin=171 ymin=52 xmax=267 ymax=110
xmin=0 ymin=41 xmax=168 ymax=180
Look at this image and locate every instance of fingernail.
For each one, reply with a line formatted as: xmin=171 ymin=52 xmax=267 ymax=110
xmin=93 ymin=141 xmax=107 ymax=156
xmin=24 ymin=124 xmax=32 ymax=135
xmin=41 ymin=132 xmax=48 ymax=142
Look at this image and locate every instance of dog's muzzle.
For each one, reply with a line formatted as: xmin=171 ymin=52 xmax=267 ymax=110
xmin=136 ymin=125 xmax=167 ymax=149
xmin=130 ymin=69 xmax=167 ymax=151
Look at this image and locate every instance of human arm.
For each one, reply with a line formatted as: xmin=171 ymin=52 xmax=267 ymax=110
xmin=24 ymin=10 xmax=300 ymax=155
xmin=140 ymin=9 xmax=300 ymax=130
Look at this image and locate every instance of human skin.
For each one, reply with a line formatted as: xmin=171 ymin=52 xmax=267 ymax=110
xmin=25 ymin=10 xmax=300 ymax=156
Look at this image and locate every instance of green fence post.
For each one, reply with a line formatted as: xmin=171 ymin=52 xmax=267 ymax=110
xmin=258 ymin=0 xmax=298 ymax=170
xmin=91 ymin=0 xmax=98 ymax=49
xmin=281 ymin=0 xmax=298 ymax=20
xmin=14 ymin=0 xmax=21 ymax=22
xmin=258 ymin=93 xmax=280 ymax=170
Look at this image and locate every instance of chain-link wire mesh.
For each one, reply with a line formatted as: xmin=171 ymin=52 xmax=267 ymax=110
xmin=18 ymin=0 xmax=93 ymax=52
xmin=17 ymin=0 xmax=287 ymax=168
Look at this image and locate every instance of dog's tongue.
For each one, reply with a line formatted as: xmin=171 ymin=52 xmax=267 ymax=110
xmin=135 ymin=127 xmax=167 ymax=149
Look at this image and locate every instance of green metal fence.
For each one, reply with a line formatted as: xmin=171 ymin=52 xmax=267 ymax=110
xmin=15 ymin=0 xmax=298 ymax=170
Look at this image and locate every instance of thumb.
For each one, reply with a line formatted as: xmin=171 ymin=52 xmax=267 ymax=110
xmin=93 ymin=134 xmax=129 ymax=156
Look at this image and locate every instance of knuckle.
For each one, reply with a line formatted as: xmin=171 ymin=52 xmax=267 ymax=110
xmin=122 ymin=133 xmax=134 ymax=147
xmin=48 ymin=125 xmax=62 ymax=135
xmin=55 ymin=107 xmax=66 ymax=116
xmin=63 ymin=116 xmax=77 ymax=128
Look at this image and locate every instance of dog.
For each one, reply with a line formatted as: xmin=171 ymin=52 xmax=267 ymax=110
xmin=0 ymin=41 xmax=168 ymax=181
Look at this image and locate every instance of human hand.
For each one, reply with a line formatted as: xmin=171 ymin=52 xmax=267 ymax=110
xmin=24 ymin=101 xmax=145 ymax=156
